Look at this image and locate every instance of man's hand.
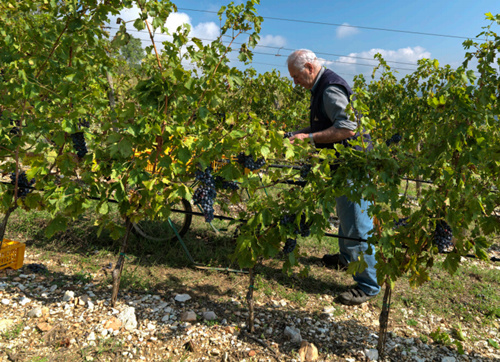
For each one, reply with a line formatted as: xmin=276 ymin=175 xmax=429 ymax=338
xmin=289 ymin=133 xmax=310 ymax=144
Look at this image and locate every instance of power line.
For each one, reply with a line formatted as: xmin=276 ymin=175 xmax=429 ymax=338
xmin=107 ymin=26 xmax=420 ymax=72
xmin=177 ymin=7 xmax=481 ymax=41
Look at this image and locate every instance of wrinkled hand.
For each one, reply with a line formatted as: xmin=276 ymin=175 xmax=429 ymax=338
xmin=289 ymin=133 xmax=309 ymax=144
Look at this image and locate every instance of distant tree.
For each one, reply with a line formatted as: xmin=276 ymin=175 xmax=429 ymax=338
xmin=117 ymin=35 xmax=144 ymax=69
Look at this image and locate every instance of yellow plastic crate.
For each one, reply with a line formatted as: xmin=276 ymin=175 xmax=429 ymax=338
xmin=0 ymin=239 xmax=25 ymax=270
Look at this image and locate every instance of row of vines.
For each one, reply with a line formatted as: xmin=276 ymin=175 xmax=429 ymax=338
xmin=1 ymin=0 xmax=499 ymax=356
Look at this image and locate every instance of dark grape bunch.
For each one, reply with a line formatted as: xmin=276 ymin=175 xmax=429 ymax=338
xmin=393 ymin=217 xmax=453 ymax=253
xmin=300 ymin=164 xmax=311 ymax=179
xmin=393 ymin=217 xmax=409 ymax=229
xmin=284 ymin=132 xmax=293 ymax=139
xmin=385 ymin=133 xmax=402 ymax=147
xmin=282 ymin=238 xmax=297 ymax=254
xmin=10 ymin=171 xmax=35 ymax=197
xmin=280 ymin=212 xmax=311 ymax=237
xmin=9 ymin=119 xmax=20 ymax=135
xmin=25 ymin=263 xmax=48 ymax=274
xmin=214 ymin=176 xmax=240 ymax=191
xmin=193 ymin=167 xmax=217 ymax=222
xmin=71 ymin=132 xmax=88 ymax=158
xmin=78 ymin=117 xmax=90 ymax=129
xmin=433 ymin=220 xmax=453 ymax=253
xmin=236 ymin=153 xmax=266 ymax=171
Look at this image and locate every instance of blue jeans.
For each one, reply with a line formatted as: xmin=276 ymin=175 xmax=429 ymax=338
xmin=335 ymin=195 xmax=380 ymax=296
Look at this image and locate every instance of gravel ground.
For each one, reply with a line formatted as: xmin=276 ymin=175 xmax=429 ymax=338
xmin=1 ymin=249 xmax=500 ymax=362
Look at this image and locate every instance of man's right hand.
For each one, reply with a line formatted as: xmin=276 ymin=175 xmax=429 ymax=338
xmin=289 ymin=133 xmax=310 ymax=144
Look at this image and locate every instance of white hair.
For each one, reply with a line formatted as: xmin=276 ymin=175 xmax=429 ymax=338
xmin=287 ymin=49 xmax=319 ymax=69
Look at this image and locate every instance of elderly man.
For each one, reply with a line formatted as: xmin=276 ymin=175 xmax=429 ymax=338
xmin=287 ymin=49 xmax=380 ymax=305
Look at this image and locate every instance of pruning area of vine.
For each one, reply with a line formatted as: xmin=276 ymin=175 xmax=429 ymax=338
xmin=1 ymin=0 xmax=500 ymax=360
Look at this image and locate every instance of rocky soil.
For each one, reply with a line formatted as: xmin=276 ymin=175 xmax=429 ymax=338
xmin=1 ymin=248 xmax=500 ymax=362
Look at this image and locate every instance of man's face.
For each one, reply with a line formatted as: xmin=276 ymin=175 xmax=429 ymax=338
xmin=288 ymin=62 xmax=316 ymax=89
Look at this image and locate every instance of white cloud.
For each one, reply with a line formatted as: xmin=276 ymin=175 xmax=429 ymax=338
xmin=192 ymin=22 xmax=220 ymax=41
xmin=165 ymin=12 xmax=191 ymax=35
xmin=327 ymin=46 xmax=432 ymax=81
xmin=336 ymin=23 xmax=360 ymax=39
xmin=258 ymin=35 xmax=286 ymax=48
xmin=339 ymin=46 xmax=431 ymax=66
xmin=109 ymin=6 xmax=220 ymax=45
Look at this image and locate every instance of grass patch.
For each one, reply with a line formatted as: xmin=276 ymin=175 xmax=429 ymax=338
xmin=1 ymin=322 xmax=24 ymax=341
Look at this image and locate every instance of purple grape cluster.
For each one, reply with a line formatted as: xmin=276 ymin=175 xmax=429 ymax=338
xmin=236 ymin=153 xmax=266 ymax=171
xmin=282 ymin=238 xmax=297 ymax=254
xmin=300 ymin=164 xmax=311 ymax=179
xmin=385 ymin=133 xmax=402 ymax=146
xmin=214 ymin=176 xmax=239 ymax=191
xmin=394 ymin=217 xmax=453 ymax=253
xmin=78 ymin=117 xmax=90 ymax=129
xmin=433 ymin=220 xmax=453 ymax=253
xmin=280 ymin=213 xmax=310 ymax=237
xmin=394 ymin=217 xmax=409 ymax=229
xmin=71 ymin=132 xmax=88 ymax=158
xmin=193 ymin=167 xmax=217 ymax=222
xmin=10 ymin=171 xmax=35 ymax=197
xmin=9 ymin=119 xmax=20 ymax=135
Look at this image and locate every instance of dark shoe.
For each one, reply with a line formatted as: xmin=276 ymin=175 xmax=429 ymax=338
xmin=338 ymin=287 xmax=376 ymax=305
xmin=322 ymin=254 xmax=348 ymax=271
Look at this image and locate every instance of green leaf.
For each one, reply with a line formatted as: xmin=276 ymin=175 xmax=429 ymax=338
xmin=98 ymin=202 xmax=109 ymax=215
xmin=45 ymin=215 xmax=68 ymax=238
xmin=442 ymin=253 xmax=460 ymax=275
xmin=177 ymin=147 xmax=192 ymax=164
xmin=488 ymin=339 xmax=499 ymax=349
xmin=133 ymin=18 xmax=145 ymax=31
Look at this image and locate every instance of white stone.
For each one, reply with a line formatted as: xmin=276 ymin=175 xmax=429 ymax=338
xmin=441 ymin=358 xmax=456 ymax=362
xmin=19 ymin=297 xmax=31 ymax=306
xmin=1 ymin=299 xmax=10 ymax=305
xmin=63 ymin=291 xmax=75 ymax=302
xmin=49 ymin=285 xmax=58 ymax=292
xmin=28 ymin=307 xmax=43 ymax=318
xmin=118 ymin=306 xmax=137 ymax=331
xmin=180 ymin=311 xmax=197 ymax=322
xmin=203 ymin=311 xmax=218 ymax=321
xmin=87 ymin=331 xmax=96 ymax=341
xmin=284 ymin=326 xmax=302 ymax=344
xmin=364 ymin=348 xmax=379 ymax=361
xmin=174 ymin=294 xmax=191 ymax=303
xmin=323 ymin=306 xmax=335 ymax=314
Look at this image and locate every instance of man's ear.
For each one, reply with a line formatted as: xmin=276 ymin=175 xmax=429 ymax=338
xmin=305 ymin=62 xmax=313 ymax=73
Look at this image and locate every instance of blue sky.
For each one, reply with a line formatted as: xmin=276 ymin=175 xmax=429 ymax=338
xmin=113 ymin=0 xmax=500 ymax=83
